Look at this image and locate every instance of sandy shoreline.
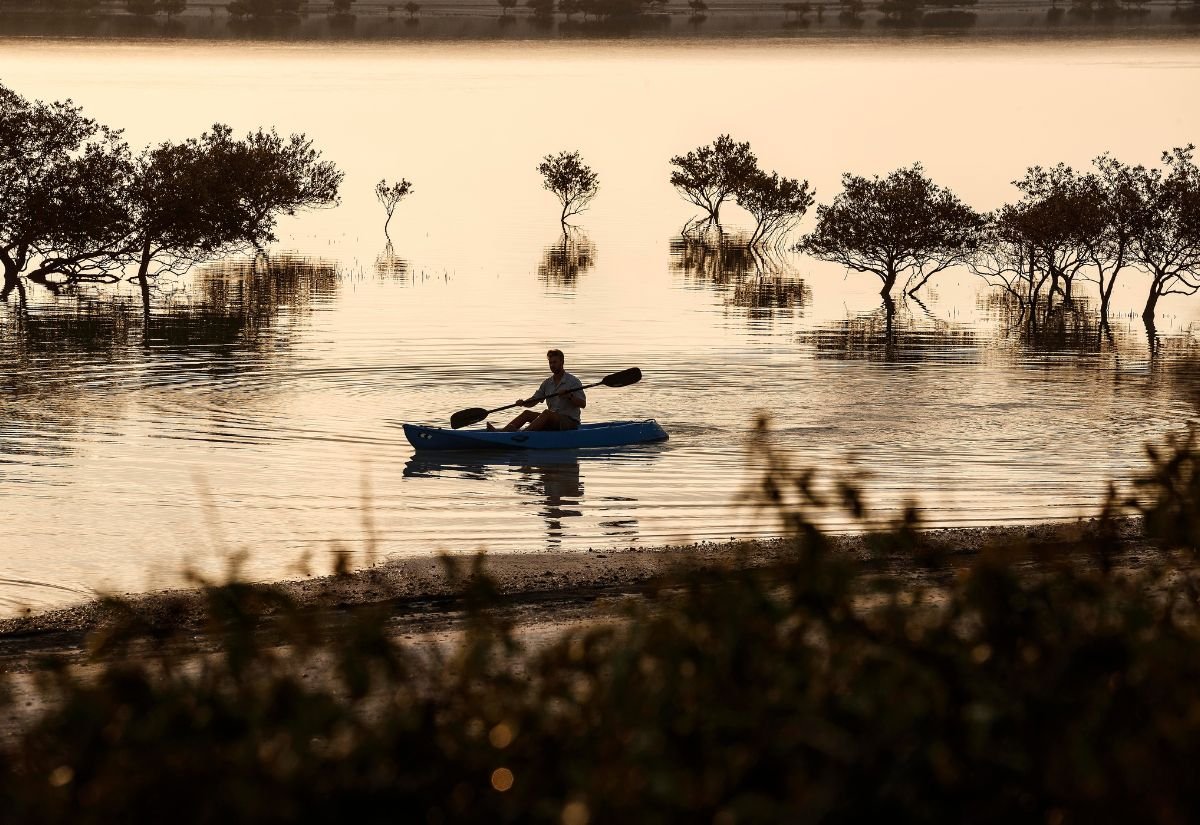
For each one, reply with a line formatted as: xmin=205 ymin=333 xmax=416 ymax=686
xmin=0 ymin=518 xmax=1148 ymax=666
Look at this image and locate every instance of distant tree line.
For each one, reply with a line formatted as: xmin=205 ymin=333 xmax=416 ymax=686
xmin=0 ymin=0 xmax=187 ymax=14
xmin=226 ymin=0 xmax=306 ymax=18
xmin=5 ymin=0 xmax=1195 ymax=23
xmin=0 ymin=83 xmax=341 ymax=305
xmin=501 ymin=0 xmax=1189 ymax=24
xmin=501 ymin=0 xmax=671 ymax=19
xmin=6 ymin=82 xmax=1198 ymax=336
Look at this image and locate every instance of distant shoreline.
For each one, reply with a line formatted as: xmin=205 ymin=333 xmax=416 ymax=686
xmin=1 ymin=1 xmax=1197 ymax=42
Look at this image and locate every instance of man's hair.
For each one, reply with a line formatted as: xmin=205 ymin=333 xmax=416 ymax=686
xmin=547 ymin=348 xmax=564 ymax=360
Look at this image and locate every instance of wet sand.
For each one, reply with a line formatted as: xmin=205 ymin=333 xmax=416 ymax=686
xmin=0 ymin=517 xmax=1157 ymax=741
xmin=0 ymin=517 xmax=1149 ymax=669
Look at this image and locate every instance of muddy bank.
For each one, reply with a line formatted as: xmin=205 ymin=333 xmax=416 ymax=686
xmin=0 ymin=517 xmax=1148 ymax=662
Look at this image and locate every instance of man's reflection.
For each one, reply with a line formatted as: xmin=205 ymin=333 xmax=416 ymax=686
xmin=403 ymin=449 xmax=655 ymax=550
xmin=514 ymin=458 xmax=583 ymax=548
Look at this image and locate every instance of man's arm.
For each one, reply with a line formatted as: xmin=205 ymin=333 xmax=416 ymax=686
xmin=518 ymin=382 xmax=550 ymax=408
xmin=563 ymin=379 xmax=586 ymax=409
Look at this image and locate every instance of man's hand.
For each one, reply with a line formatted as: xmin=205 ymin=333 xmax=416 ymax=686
xmin=518 ymin=398 xmax=537 ymax=408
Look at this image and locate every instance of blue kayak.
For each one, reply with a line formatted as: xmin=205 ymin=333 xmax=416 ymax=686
xmin=404 ymin=419 xmax=668 ymax=451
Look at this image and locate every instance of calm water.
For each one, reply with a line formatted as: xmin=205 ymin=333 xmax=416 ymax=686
xmin=2 ymin=36 xmax=1200 ymax=614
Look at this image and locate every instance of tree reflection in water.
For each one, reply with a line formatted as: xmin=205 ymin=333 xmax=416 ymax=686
xmin=153 ymin=253 xmax=341 ymax=349
xmin=801 ymin=295 xmax=977 ymax=363
xmin=0 ymin=252 xmax=341 ymax=395
xmin=538 ymin=229 xmax=595 ymax=290
xmin=669 ymin=233 xmax=810 ymax=322
xmin=982 ymin=291 xmax=1118 ymax=356
xmin=977 ymin=287 xmax=1200 ymax=365
xmin=2 ymin=293 xmax=134 ymax=359
xmin=1144 ymin=326 xmax=1200 ymax=409
xmin=728 ymin=275 xmax=811 ymax=322
xmin=1 ymin=292 xmax=136 ymax=460
xmin=0 ymin=254 xmax=333 ymax=461
xmin=669 ymin=233 xmax=756 ymax=284
xmin=374 ymin=242 xmax=410 ymax=282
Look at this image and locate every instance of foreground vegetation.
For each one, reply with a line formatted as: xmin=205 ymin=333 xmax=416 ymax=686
xmin=4 ymin=422 xmax=1200 ymax=822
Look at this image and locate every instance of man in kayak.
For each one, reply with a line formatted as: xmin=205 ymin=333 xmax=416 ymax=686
xmin=487 ymin=348 xmax=586 ymax=432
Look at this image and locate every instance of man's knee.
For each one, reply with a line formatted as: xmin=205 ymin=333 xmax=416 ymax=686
xmin=530 ymin=411 xmax=557 ymax=431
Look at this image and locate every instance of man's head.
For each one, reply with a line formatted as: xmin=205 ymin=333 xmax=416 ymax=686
xmin=547 ymin=348 xmax=565 ymax=376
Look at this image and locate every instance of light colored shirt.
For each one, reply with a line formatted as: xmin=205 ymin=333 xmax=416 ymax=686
xmin=536 ymin=372 xmax=585 ymax=423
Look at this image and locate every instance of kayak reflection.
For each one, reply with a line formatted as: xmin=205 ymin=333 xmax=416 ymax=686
xmin=403 ymin=448 xmax=657 ymax=549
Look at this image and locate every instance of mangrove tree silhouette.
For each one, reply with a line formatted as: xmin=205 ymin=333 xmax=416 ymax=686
xmin=0 ymin=83 xmax=343 ymax=310
xmin=374 ymin=177 xmax=413 ymax=241
xmin=0 ymin=86 xmax=131 ymax=302
xmin=798 ymin=163 xmax=984 ymax=300
xmin=670 ymin=134 xmax=758 ymax=233
xmin=1126 ymin=145 xmax=1200 ymax=331
xmin=537 ymin=150 xmax=599 ymax=228
xmin=735 ymin=169 xmax=814 ymax=249
xmin=671 ymin=135 xmax=812 ymax=249
xmin=971 ymin=148 xmax=1200 ymax=339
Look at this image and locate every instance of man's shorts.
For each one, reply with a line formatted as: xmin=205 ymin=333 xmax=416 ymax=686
xmin=557 ymin=416 xmax=580 ymax=431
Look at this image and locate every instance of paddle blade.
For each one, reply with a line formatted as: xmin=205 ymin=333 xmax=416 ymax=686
xmin=450 ymin=407 xmax=489 ymax=430
xmin=601 ymin=367 xmax=642 ymax=388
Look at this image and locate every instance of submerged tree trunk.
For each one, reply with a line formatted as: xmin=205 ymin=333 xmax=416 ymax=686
xmin=137 ymin=237 xmax=153 ymax=344
xmin=1 ymin=266 xmax=17 ymax=302
xmin=1143 ymin=272 xmax=1164 ymax=324
xmin=1 ymin=244 xmax=27 ymax=302
xmin=880 ymin=268 xmax=897 ymax=300
xmin=882 ymin=293 xmax=897 ymax=362
xmin=748 ymin=220 xmax=762 ymax=249
xmin=1099 ymin=272 xmax=1118 ymax=326
xmin=1145 ymin=315 xmax=1159 ymax=357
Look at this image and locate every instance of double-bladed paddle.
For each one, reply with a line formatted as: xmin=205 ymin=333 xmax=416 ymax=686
xmin=450 ymin=367 xmax=643 ymax=429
